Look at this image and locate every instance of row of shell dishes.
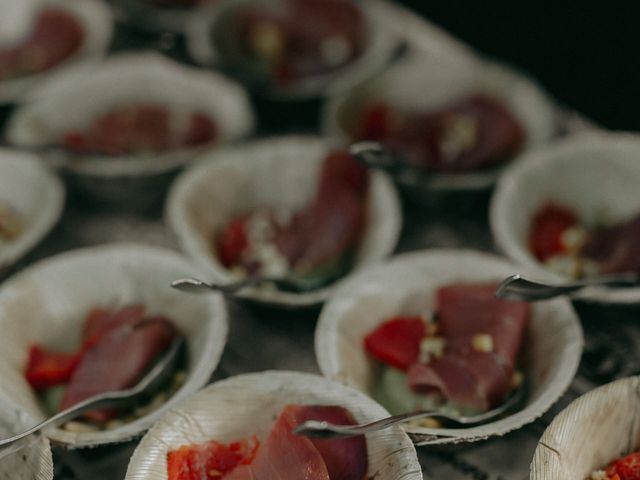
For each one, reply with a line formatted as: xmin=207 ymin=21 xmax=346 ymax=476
xmin=0 ymin=0 xmax=638 ymax=479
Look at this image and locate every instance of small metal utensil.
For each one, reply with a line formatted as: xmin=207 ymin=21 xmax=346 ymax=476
xmin=171 ymin=275 xmax=330 ymax=295
xmin=294 ymin=385 xmax=524 ymax=439
xmin=0 ymin=336 xmax=184 ymax=456
xmin=495 ymin=273 xmax=639 ymax=302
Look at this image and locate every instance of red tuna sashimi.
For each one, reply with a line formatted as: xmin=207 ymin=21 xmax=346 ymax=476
xmin=225 ymin=405 xmax=330 ymax=480
xmin=276 ymin=151 xmax=369 ymax=275
xmin=408 ymin=283 xmax=529 ymax=410
xmin=82 ymin=304 xmax=146 ymax=345
xmin=582 ymin=213 xmax=640 ymax=275
xmin=167 ymin=436 xmax=259 ymax=480
xmin=61 ymin=317 xmax=176 ymax=422
xmin=436 ymin=282 xmax=529 ymax=364
xmin=62 ymin=104 xmax=217 ymax=155
xmin=358 ymin=95 xmax=524 ymax=173
xmin=408 ymin=350 xmax=513 ymax=411
xmin=285 ymin=405 xmax=367 ymax=480
xmin=364 ymin=316 xmax=426 ymax=371
xmin=0 ymin=8 xmax=84 ymax=81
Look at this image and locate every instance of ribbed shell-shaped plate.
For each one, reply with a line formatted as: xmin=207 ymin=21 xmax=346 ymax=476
xmin=530 ymin=376 xmax=640 ymax=479
xmin=166 ymin=135 xmax=402 ymax=308
xmin=0 ymin=243 xmax=228 ymax=447
xmin=315 ymin=249 xmax=583 ymax=444
xmin=0 ymin=0 xmax=113 ymax=103
xmin=322 ymin=47 xmax=557 ymax=192
xmin=0 ymin=149 xmax=64 ymax=272
xmin=0 ymin=397 xmax=53 ymax=480
xmin=491 ymin=131 xmax=640 ymax=304
xmin=125 ymin=370 xmax=423 ymax=480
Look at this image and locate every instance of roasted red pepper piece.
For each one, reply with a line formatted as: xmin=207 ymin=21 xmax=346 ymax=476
xmin=25 ymin=344 xmax=81 ymax=391
xmin=606 ymin=451 xmax=640 ymax=480
xmin=217 ymin=216 xmax=250 ymax=268
xmin=363 ymin=316 xmax=426 ymax=371
xmin=529 ymin=203 xmax=578 ymax=262
xmin=167 ymin=436 xmax=260 ymax=480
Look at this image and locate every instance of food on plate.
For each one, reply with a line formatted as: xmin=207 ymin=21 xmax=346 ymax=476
xmin=0 ymin=8 xmax=84 ymax=81
xmin=226 ymin=0 xmax=366 ymax=86
xmin=61 ymin=103 xmax=218 ymax=156
xmin=364 ymin=282 xmax=529 ymax=418
xmin=590 ymin=451 xmax=640 ymax=480
xmin=529 ymin=202 xmax=640 ymax=278
xmin=216 ymin=150 xmax=369 ymax=289
xmin=355 ymin=94 xmax=525 ymax=173
xmin=143 ymin=0 xmax=212 ymax=6
xmin=0 ymin=202 xmax=23 ymax=244
xmin=167 ymin=404 xmax=367 ymax=480
xmin=24 ymin=304 xmax=184 ymax=430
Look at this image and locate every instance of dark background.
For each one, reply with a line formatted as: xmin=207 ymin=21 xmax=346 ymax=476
xmin=396 ymin=3 xmax=637 ymax=130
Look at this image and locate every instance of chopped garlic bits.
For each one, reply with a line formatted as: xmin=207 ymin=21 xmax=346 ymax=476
xmin=419 ymin=336 xmax=446 ymax=363
xmin=472 ymin=334 xmax=494 ymax=353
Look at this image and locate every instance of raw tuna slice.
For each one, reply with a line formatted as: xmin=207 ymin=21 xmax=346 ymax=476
xmin=409 ymin=283 xmax=529 ymax=410
xmin=225 ymin=405 xmax=330 ymax=480
xmin=275 ymin=151 xmax=369 ymax=277
xmin=61 ymin=317 xmax=177 ymax=422
xmin=285 ymin=405 xmax=368 ymax=480
xmin=82 ymin=304 xmax=146 ymax=344
xmin=583 ymin=214 xmax=640 ymax=275
xmin=436 ymin=282 xmax=529 ymax=365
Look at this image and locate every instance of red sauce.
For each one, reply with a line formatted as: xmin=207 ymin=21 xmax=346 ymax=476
xmin=61 ymin=103 xmax=218 ymax=156
xmin=0 ymin=8 xmax=84 ymax=81
xmin=356 ymin=95 xmax=525 ymax=173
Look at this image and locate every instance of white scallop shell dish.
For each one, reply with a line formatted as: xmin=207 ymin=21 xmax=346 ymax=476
xmin=185 ymin=0 xmax=400 ymax=99
xmin=0 ymin=243 xmax=228 ymax=447
xmin=5 ymin=52 xmax=254 ymax=178
xmin=490 ymin=131 xmax=640 ymax=304
xmin=125 ymin=370 xmax=423 ymax=480
xmin=530 ymin=376 xmax=640 ymax=479
xmin=323 ymin=49 xmax=558 ymax=191
xmin=315 ymin=249 xmax=583 ymax=444
xmin=0 ymin=396 xmax=53 ymax=480
xmin=0 ymin=148 xmax=64 ymax=273
xmin=166 ymin=135 xmax=402 ymax=308
xmin=0 ymin=0 xmax=113 ymax=103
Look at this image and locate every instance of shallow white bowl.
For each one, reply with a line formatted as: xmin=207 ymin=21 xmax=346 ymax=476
xmin=185 ymin=0 xmax=400 ymax=99
xmin=0 ymin=0 xmax=113 ymax=103
xmin=166 ymin=135 xmax=402 ymax=308
xmin=490 ymin=131 xmax=640 ymax=304
xmin=530 ymin=376 xmax=640 ymax=479
xmin=0 ymin=148 xmax=64 ymax=273
xmin=0 ymin=243 xmax=228 ymax=447
xmin=315 ymin=249 xmax=583 ymax=444
xmin=125 ymin=370 xmax=423 ymax=480
xmin=5 ymin=52 xmax=254 ymax=205
xmin=323 ymin=49 xmax=557 ymax=192
xmin=0 ymin=396 xmax=53 ymax=479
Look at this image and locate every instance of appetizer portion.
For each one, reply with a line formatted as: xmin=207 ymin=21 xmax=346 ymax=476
xmin=0 ymin=7 xmax=84 ymax=81
xmin=167 ymin=404 xmax=367 ymax=480
xmin=61 ymin=103 xmax=218 ymax=156
xmin=216 ymin=150 xmax=369 ymax=289
xmin=24 ymin=304 xmax=184 ymax=430
xmin=355 ymin=94 xmax=525 ymax=173
xmin=529 ymin=203 xmax=640 ymax=278
xmin=365 ymin=282 xmax=529 ymax=417
xmin=144 ymin=0 xmax=212 ymax=6
xmin=0 ymin=202 xmax=23 ymax=246
xmin=223 ymin=0 xmax=366 ymax=86
xmin=590 ymin=451 xmax=640 ymax=480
